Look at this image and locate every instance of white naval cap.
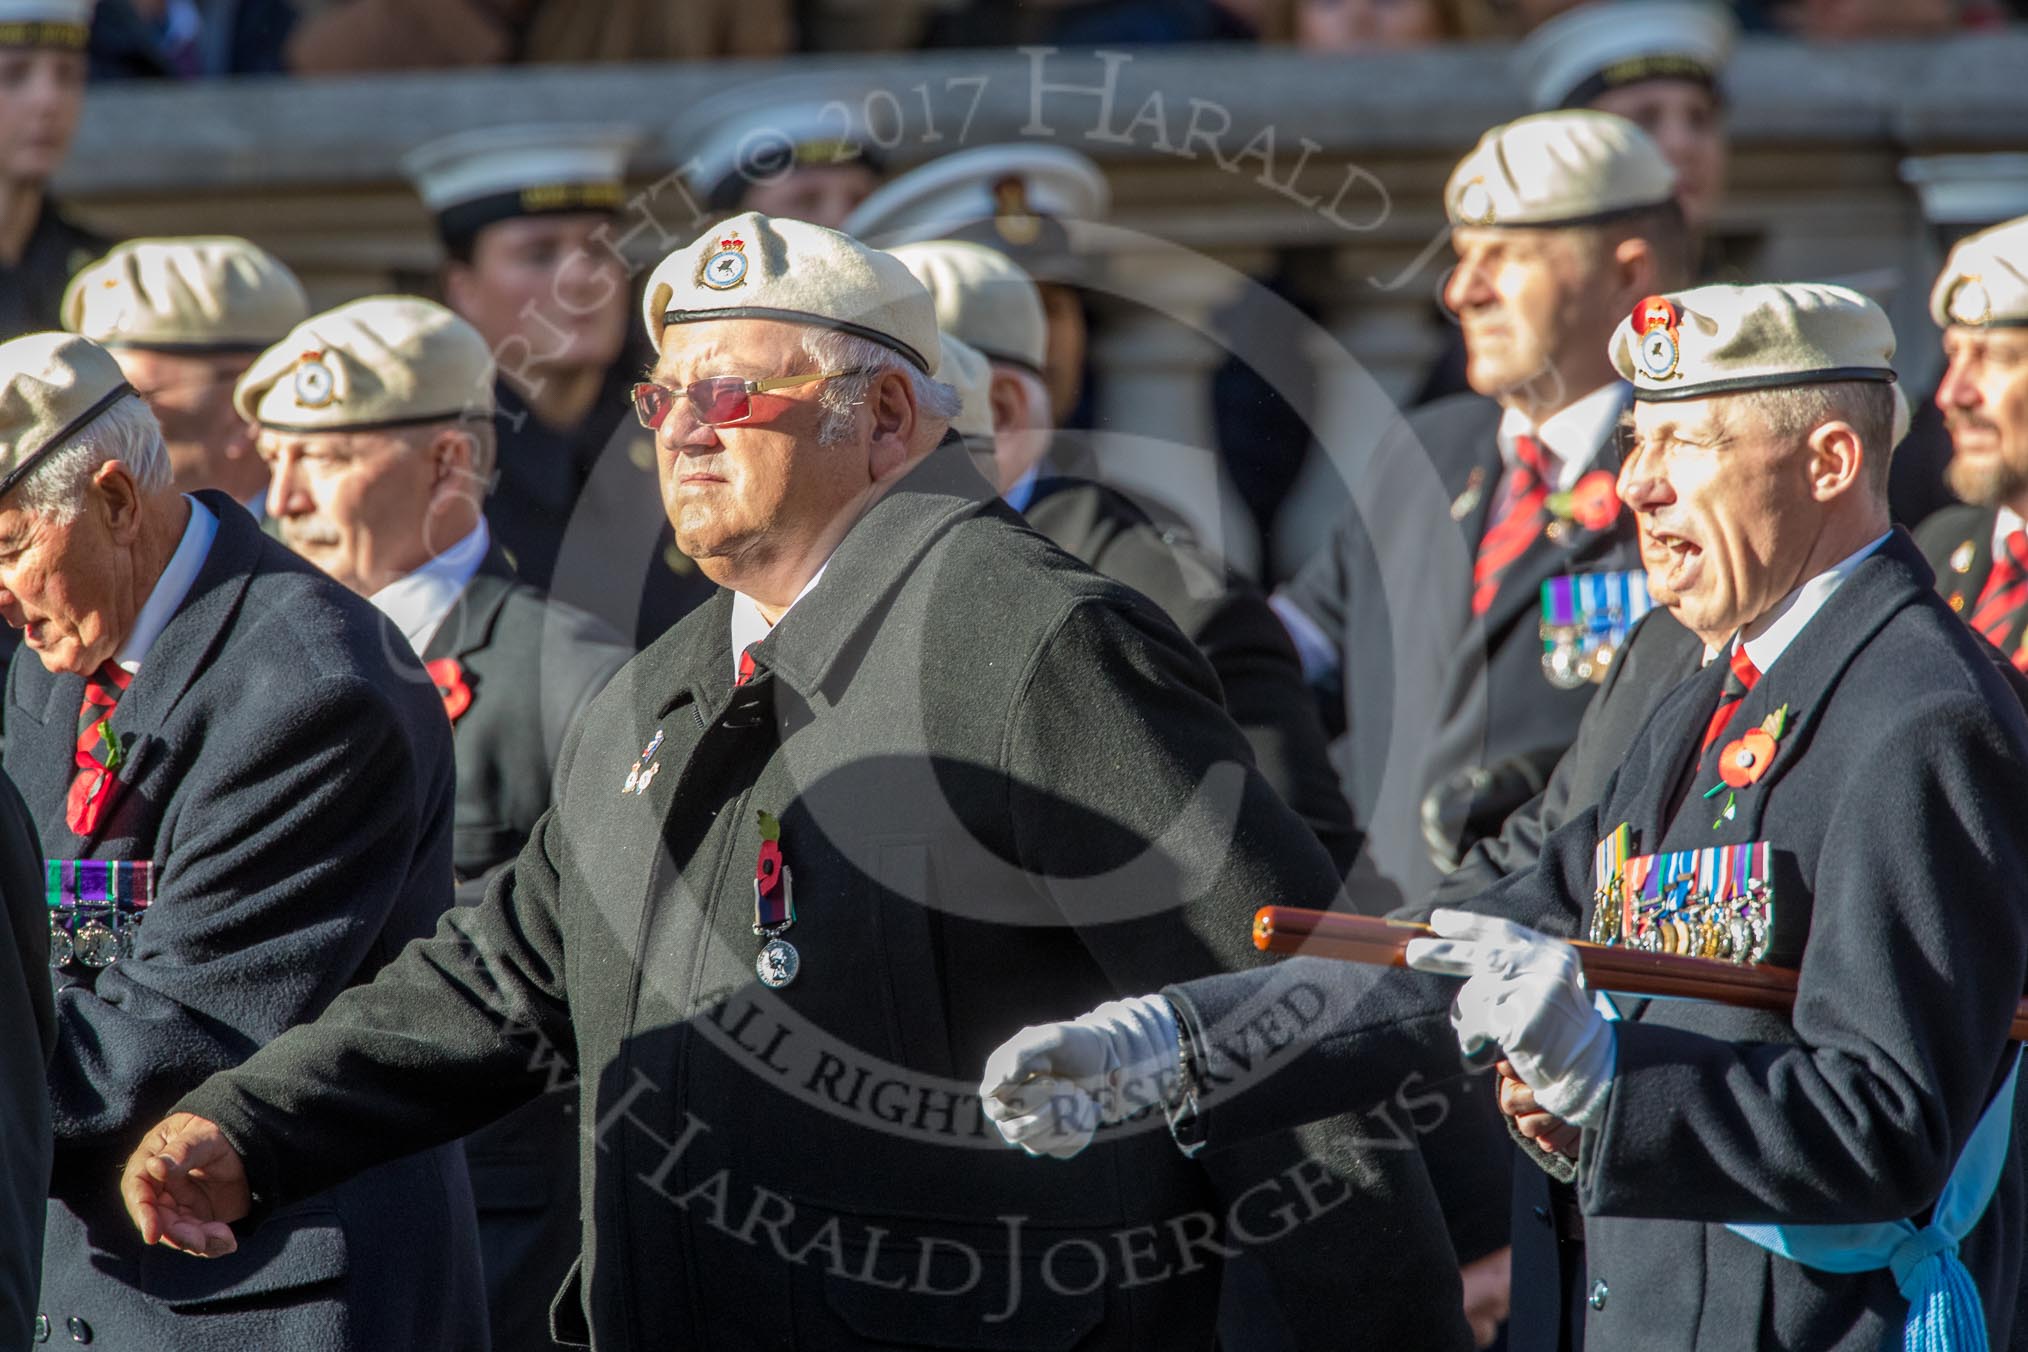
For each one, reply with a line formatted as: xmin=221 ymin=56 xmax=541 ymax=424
xmin=401 ymin=124 xmax=638 ymax=249
xmin=234 ymin=296 xmax=496 ymax=432
xmin=933 ymin=333 xmax=993 ymax=443
xmin=1931 ymin=216 xmax=2028 ymax=330
xmin=843 ymin=143 xmax=1109 ymax=284
xmin=672 ymin=79 xmax=888 ymax=213
xmin=0 ymin=332 xmax=133 ymax=500
xmin=1446 ymin=110 xmax=1677 ymax=230
xmin=1609 ymin=282 xmax=1896 ymax=402
xmin=1900 ymin=156 xmax=2028 ymax=230
xmin=0 ymin=0 xmax=91 ymax=47
xmin=63 ymin=237 xmax=309 ymax=353
xmin=1514 ymin=1 xmax=1736 ymax=112
xmin=887 ymin=239 xmax=1048 ymax=375
xmin=641 ymin=212 xmax=941 ymax=374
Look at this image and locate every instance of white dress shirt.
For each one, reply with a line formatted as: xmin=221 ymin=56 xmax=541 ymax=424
xmin=1697 ymin=531 xmax=1893 ymax=671
xmin=1992 ymin=505 xmax=2027 ymax=559
xmin=368 ymin=520 xmax=491 ymax=657
xmin=730 ymin=562 xmax=831 ymax=684
xmin=115 ymin=495 xmax=218 ymax=675
xmin=1496 ymin=382 xmax=1631 ymax=494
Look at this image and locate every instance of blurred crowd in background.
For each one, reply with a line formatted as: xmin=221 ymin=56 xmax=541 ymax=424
xmin=63 ymin=0 xmax=2028 ymax=83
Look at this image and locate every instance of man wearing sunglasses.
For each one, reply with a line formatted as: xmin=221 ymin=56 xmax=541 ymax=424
xmin=62 ymin=236 xmax=309 ymax=518
xmin=125 ymin=212 xmax=1473 ymax=1352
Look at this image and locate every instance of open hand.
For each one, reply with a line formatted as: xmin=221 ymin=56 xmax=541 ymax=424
xmin=121 ymin=1112 xmax=252 ymax=1257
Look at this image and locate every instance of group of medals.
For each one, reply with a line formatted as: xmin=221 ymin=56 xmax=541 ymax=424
xmin=1588 ymin=824 xmax=1775 ymax=965
xmin=1540 ymin=568 xmax=1654 ymax=689
xmin=47 ymin=858 xmax=154 ymax=969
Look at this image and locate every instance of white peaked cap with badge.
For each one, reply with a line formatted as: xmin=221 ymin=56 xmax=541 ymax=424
xmin=671 ymin=79 xmax=887 ymax=211
xmin=1931 ymin=216 xmax=2028 ymax=330
xmin=1514 ymin=1 xmax=1736 ymax=112
xmin=401 ymin=123 xmax=637 ymax=214
xmin=1609 ymin=282 xmax=1896 ymax=402
xmin=641 ymin=211 xmax=941 ymax=375
xmin=63 ymin=237 xmax=310 ymax=353
xmin=233 ymin=296 xmax=496 ymax=432
xmin=932 ymin=332 xmax=993 ymax=442
xmin=0 ymin=332 xmax=134 ymax=500
xmin=1446 ymin=110 xmax=1677 ymax=230
xmin=843 ymin=144 xmax=1110 ymax=247
xmin=887 ymin=239 xmax=1048 ymax=374
xmin=0 ymin=0 xmax=93 ymax=42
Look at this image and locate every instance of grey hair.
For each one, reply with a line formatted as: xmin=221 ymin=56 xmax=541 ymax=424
xmin=799 ymin=329 xmax=963 ymax=447
xmin=12 ymin=394 xmax=172 ymax=524
xmin=1731 ymin=381 xmax=1899 ymax=492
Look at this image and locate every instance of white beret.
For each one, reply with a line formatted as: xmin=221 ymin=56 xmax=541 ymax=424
xmin=402 ymin=124 xmax=636 ymax=246
xmin=642 ymin=212 xmax=940 ymax=374
xmin=234 ymin=296 xmax=495 ymax=432
xmin=0 ymin=0 xmax=91 ymax=47
xmin=1609 ymin=282 xmax=1896 ymax=401
xmin=1930 ymin=215 xmax=2028 ymax=330
xmin=672 ymin=80 xmax=887 ymax=210
xmin=63 ymin=237 xmax=309 ymax=353
xmin=1445 ymin=110 xmax=1676 ymax=230
xmin=887 ymin=239 xmax=1047 ymax=374
xmin=0 ymin=332 xmax=133 ymax=499
xmin=1514 ymin=1 xmax=1735 ymax=112
xmin=933 ymin=333 xmax=993 ymax=443
xmin=844 ymin=144 xmax=1108 ymax=251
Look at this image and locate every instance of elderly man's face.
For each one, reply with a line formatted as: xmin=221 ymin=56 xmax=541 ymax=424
xmin=0 ymin=47 xmax=84 ymax=183
xmin=112 ymin=348 xmax=261 ymax=496
xmin=1620 ymin=396 xmax=1825 ymax=646
xmin=649 ymin=318 xmax=878 ymax=575
xmin=259 ymin=425 xmax=462 ymax=596
xmin=1938 ymin=326 xmax=2028 ymax=510
xmin=0 ymin=463 xmax=146 ymax=676
xmin=1445 ymin=226 xmax=1618 ymax=407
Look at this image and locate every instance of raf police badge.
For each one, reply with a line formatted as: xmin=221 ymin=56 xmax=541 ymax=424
xmin=702 ymin=235 xmax=749 ymax=291
xmin=293 ymin=350 xmax=336 ymax=408
xmin=1633 ymin=295 xmax=1681 ymax=382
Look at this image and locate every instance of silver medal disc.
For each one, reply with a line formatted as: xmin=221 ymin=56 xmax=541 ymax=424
xmin=756 ymin=937 xmax=800 ymax=989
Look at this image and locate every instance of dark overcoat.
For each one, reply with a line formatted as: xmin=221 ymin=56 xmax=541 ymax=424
xmin=427 ymin=547 xmax=632 ymax=1352
xmin=0 ymin=768 xmax=53 ymax=1349
xmin=1022 ymin=476 xmax=1358 ymax=873
xmin=1916 ymin=501 xmax=2003 ymax=619
xmin=6 ymin=494 xmax=487 ymax=1351
xmin=1167 ymin=533 xmax=2028 ymax=1350
xmin=178 ymin=445 xmax=1473 ymax=1352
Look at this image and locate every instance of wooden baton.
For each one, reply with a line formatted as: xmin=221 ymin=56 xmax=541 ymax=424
xmin=1252 ymin=907 xmax=2028 ymax=1040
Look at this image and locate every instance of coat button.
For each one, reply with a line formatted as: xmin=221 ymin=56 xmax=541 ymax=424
xmin=66 ymin=1316 xmax=91 ymax=1343
xmin=32 ymin=1313 xmax=48 ymax=1342
xmin=1588 ymin=1279 xmax=1609 ymax=1311
xmin=1532 ymin=1205 xmax=1552 ymax=1227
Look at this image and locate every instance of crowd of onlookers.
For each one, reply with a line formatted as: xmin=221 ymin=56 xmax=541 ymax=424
xmin=76 ymin=0 xmax=2027 ymax=83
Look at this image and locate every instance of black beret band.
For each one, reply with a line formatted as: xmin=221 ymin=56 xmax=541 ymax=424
xmin=1631 ymin=367 xmax=1897 ymax=402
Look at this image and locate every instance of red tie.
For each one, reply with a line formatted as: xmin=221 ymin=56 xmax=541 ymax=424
xmin=1472 ymin=435 xmax=1554 ymax=616
xmin=68 ymin=662 xmax=133 ymax=838
xmin=1970 ymin=531 xmax=2028 ymax=652
xmin=1699 ymin=644 xmax=1762 ymax=763
xmin=735 ymin=645 xmax=757 ymax=688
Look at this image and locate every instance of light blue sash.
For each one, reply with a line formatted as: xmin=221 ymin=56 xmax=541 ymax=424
xmin=1598 ymin=995 xmax=2019 ymax=1352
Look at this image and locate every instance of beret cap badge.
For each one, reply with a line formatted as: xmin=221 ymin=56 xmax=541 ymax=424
xmin=1455 ymin=177 xmax=1497 ymax=227
xmin=1948 ymin=275 xmax=1992 ymax=328
xmin=701 ymin=236 xmax=749 ymax=291
xmin=1633 ymin=294 xmax=1682 ymax=381
xmin=292 ymin=350 xmax=336 ymax=408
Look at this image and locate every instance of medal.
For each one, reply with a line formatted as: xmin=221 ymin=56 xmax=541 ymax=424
xmin=1590 ymin=836 xmax=1774 ymax=964
xmin=46 ymin=859 xmax=154 ymax=970
xmin=1450 ymin=466 xmax=1486 ymax=522
xmin=752 ymin=809 xmax=798 ymax=988
xmin=622 ymin=729 xmax=664 ymax=796
xmin=1540 ymin=570 xmax=1652 ymax=688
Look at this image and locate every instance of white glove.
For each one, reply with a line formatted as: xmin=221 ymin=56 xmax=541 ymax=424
xmin=977 ymin=995 xmax=1182 ymax=1159
xmin=1405 ymin=909 xmax=1617 ymax=1128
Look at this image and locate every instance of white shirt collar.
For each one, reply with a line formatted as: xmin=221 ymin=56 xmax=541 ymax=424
xmin=1003 ymin=466 xmax=1042 ymax=515
xmin=730 ymin=561 xmax=831 ymax=683
xmin=1710 ymin=531 xmax=1893 ymax=672
xmin=116 ymin=495 xmax=218 ymax=675
xmin=367 ymin=519 xmax=491 ymax=657
xmin=1994 ymin=505 xmax=2026 ymax=558
xmin=1497 ymin=382 xmax=1630 ymax=494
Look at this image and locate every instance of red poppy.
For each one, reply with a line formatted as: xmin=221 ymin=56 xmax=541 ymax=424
xmin=756 ymin=839 xmax=783 ymax=895
xmin=427 ymin=658 xmax=473 ymax=723
xmin=1719 ymin=729 xmax=1778 ymax=788
xmin=1570 ymin=471 xmax=1622 ymax=531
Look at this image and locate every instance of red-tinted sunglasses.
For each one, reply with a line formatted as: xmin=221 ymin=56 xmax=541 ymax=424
xmin=629 ymin=369 xmax=870 ymax=431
